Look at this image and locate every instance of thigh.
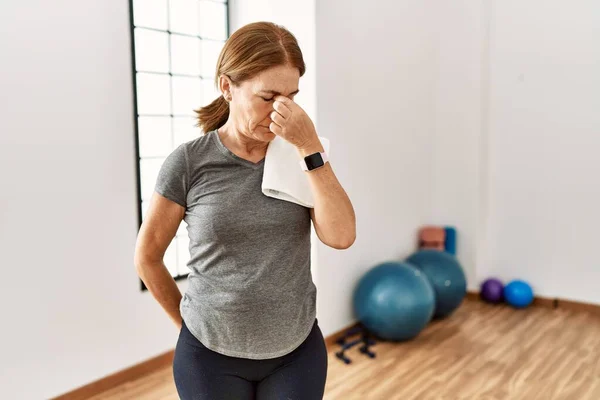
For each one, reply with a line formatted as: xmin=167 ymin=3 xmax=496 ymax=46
xmin=256 ymin=321 xmax=328 ymax=400
xmin=173 ymin=322 xmax=256 ymax=400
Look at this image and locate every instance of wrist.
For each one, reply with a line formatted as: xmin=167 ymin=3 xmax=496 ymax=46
xmin=297 ymin=139 xmax=324 ymax=158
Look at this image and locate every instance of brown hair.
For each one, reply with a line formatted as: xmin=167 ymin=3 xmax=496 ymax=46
xmin=195 ymin=22 xmax=306 ymax=133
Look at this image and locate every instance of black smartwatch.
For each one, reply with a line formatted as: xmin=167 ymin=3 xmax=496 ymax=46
xmin=299 ymin=151 xmax=329 ymax=171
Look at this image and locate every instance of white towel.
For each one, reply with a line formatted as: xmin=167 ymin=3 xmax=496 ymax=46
xmin=262 ymin=136 xmax=330 ymax=208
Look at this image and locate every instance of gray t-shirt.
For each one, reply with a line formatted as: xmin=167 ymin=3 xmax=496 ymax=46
xmin=154 ymin=129 xmax=317 ymax=359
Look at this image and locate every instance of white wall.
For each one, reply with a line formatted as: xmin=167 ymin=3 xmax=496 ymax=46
xmin=314 ymin=0 xmax=436 ymax=336
xmin=315 ymin=0 xmax=600 ymax=315
xmin=429 ymin=0 xmax=600 ymax=304
xmin=481 ymin=0 xmax=600 ymax=303
xmin=429 ymin=1 xmax=487 ymax=291
xmin=0 ymin=1 xmax=187 ymax=399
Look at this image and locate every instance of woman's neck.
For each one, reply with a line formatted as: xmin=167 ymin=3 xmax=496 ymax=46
xmin=217 ymin=123 xmax=269 ymax=159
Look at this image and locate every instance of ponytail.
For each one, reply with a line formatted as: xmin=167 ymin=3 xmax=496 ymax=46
xmin=195 ymin=96 xmax=229 ymax=133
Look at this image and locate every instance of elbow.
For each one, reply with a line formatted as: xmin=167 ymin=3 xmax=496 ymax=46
xmin=134 ymin=251 xmax=153 ymax=275
xmin=334 ymin=214 xmax=357 ymax=250
xmin=134 ymin=254 xmax=146 ymax=276
xmin=134 ymin=249 xmax=165 ymax=275
xmin=331 ymin=232 xmax=356 ymax=250
xmin=134 ymin=247 xmax=144 ymax=268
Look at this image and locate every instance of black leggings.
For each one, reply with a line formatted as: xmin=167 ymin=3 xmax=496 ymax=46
xmin=173 ymin=319 xmax=328 ymax=400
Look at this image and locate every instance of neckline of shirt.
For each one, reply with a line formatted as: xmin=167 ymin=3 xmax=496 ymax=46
xmin=209 ymin=130 xmax=266 ymax=170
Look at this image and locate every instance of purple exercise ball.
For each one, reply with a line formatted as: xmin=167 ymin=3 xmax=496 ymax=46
xmin=480 ymin=278 xmax=504 ymax=303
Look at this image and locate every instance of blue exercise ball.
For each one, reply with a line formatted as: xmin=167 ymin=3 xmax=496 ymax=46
xmin=504 ymin=280 xmax=534 ymax=308
xmin=353 ymin=261 xmax=435 ymax=341
xmin=406 ymin=250 xmax=467 ymax=318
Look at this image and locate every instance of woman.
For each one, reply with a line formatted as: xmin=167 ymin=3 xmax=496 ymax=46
xmin=134 ymin=21 xmax=356 ymax=400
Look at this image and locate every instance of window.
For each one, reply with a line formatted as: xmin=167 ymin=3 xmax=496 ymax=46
xmin=129 ymin=0 xmax=229 ymax=290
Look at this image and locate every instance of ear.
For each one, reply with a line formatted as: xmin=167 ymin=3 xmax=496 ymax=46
xmin=219 ymin=75 xmax=233 ymax=101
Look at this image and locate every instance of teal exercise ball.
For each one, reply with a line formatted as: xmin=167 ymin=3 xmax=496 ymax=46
xmin=406 ymin=250 xmax=467 ymax=318
xmin=353 ymin=261 xmax=435 ymax=341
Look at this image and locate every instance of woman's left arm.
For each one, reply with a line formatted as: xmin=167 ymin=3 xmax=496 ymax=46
xmin=297 ymin=141 xmax=356 ymax=249
xmin=270 ymin=96 xmax=356 ymax=249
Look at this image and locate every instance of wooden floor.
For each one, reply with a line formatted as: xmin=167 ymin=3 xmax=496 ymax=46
xmin=90 ymin=300 xmax=600 ymax=399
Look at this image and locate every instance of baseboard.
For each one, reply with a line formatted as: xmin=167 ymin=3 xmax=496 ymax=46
xmin=467 ymin=290 xmax=600 ymax=315
xmin=557 ymin=298 xmax=600 ymax=316
xmin=465 ymin=291 xmax=480 ymax=301
xmin=51 ymin=350 xmax=174 ymax=400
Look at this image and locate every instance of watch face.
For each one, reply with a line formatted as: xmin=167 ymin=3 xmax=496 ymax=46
xmin=305 ymin=153 xmax=324 ymax=170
